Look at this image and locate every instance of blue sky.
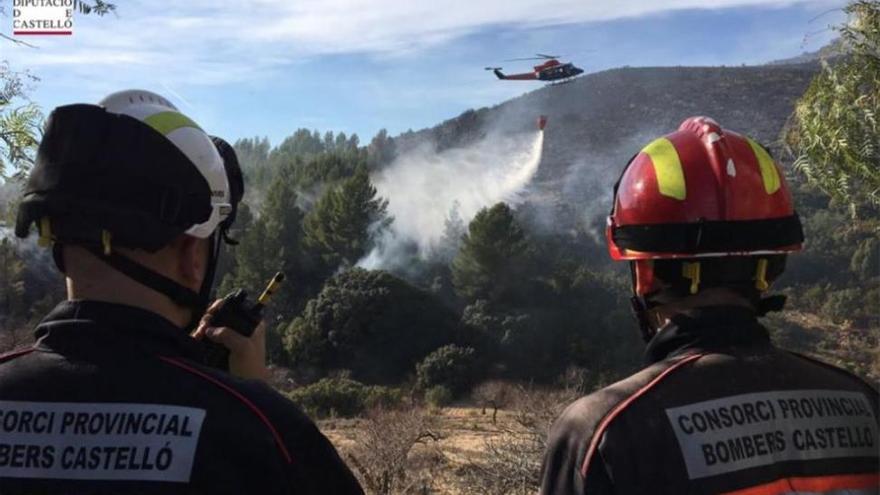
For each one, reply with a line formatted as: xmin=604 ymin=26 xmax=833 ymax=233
xmin=2 ymin=0 xmax=846 ymax=145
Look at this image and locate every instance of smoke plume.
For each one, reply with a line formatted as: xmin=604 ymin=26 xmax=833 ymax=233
xmin=359 ymin=130 xmax=544 ymax=270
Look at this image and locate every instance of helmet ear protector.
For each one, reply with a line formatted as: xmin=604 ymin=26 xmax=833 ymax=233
xmin=16 ymin=98 xmax=240 ymax=321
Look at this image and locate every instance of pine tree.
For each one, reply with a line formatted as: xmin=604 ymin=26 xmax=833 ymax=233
xmin=334 ymin=132 xmax=348 ymax=151
xmin=220 ymin=165 xmax=304 ymax=314
xmin=452 ymin=203 xmax=532 ymax=303
xmin=435 ymin=200 xmax=466 ymax=263
xmin=323 ymin=131 xmax=335 ymax=151
xmin=303 ymin=167 xmax=391 ymax=270
xmin=367 ymin=129 xmax=397 ymax=168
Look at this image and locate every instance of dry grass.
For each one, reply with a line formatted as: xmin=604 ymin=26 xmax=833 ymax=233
xmin=322 ymin=385 xmax=580 ymax=495
xmin=341 ymin=407 xmax=445 ymax=495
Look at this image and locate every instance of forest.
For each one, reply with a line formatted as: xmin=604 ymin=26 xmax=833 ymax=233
xmin=1 ymin=105 xmax=877 ymax=397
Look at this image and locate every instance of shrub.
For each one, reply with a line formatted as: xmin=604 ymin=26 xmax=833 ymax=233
xmin=282 ymin=268 xmax=460 ymax=384
xmin=287 ymin=377 xmax=401 ymax=418
xmin=424 ymin=386 xmax=453 ymax=408
xmin=416 ymin=344 xmax=480 ymax=396
xmin=851 ymin=237 xmax=879 ymax=281
xmin=820 ymin=286 xmax=880 ymax=327
xmin=344 ymin=407 xmax=442 ymax=495
xmin=364 ymin=385 xmax=404 ymax=411
xmin=455 ymin=385 xmax=580 ymax=495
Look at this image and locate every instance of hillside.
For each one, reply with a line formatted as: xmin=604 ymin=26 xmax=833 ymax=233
xmin=398 ymin=63 xmax=820 ymax=230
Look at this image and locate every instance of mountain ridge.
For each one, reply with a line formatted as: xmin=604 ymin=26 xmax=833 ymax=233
xmin=393 ymin=62 xmax=821 ymax=230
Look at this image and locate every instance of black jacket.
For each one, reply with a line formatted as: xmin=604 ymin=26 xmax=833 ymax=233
xmin=0 ymin=301 xmax=364 ymax=495
xmin=540 ymin=307 xmax=879 ymax=495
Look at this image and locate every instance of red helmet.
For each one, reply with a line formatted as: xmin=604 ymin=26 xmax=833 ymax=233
xmin=606 ymin=117 xmax=803 ymax=295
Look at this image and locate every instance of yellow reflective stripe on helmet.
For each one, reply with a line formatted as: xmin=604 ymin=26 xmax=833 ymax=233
xmin=143 ymin=111 xmax=202 ymax=136
xmin=643 ymin=137 xmax=686 ymax=200
xmin=746 ymin=138 xmax=781 ymax=194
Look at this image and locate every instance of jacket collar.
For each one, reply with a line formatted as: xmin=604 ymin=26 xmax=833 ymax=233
xmin=33 ymin=300 xmax=205 ymax=362
xmin=644 ymin=305 xmax=771 ymax=364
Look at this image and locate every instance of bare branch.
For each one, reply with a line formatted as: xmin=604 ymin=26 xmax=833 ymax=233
xmin=0 ymin=33 xmax=37 ymax=50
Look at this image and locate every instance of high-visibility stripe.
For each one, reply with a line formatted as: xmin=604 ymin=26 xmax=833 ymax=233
xmin=580 ymin=353 xmax=704 ymax=477
xmin=722 ymin=473 xmax=880 ymax=495
xmin=143 ymin=111 xmax=202 ymax=136
xmin=746 ymin=138 xmax=781 ymax=194
xmin=0 ymin=347 xmax=35 ymax=364
xmin=642 ymin=137 xmax=687 ymax=200
xmin=156 ymin=356 xmax=294 ymax=464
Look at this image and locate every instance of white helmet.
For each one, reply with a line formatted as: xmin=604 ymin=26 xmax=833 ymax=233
xmin=99 ymin=89 xmax=231 ymax=239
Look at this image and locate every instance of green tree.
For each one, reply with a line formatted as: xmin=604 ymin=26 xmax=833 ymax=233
xmin=415 ymin=344 xmax=480 ymax=396
xmin=433 ymin=200 xmax=466 ymax=264
xmin=303 ymin=168 xmax=391 ymax=270
xmin=323 ymin=131 xmax=335 ymax=150
xmin=275 ymin=128 xmax=326 ymax=157
xmin=367 ymin=128 xmax=397 ymax=168
xmin=233 ymin=137 xmax=271 ymax=186
xmin=73 ymin=1 xmax=117 ymax=15
xmin=219 ymin=165 xmax=306 ymax=362
xmin=0 ymin=64 xmax=40 ymax=179
xmin=291 ymin=151 xmax=365 ymax=190
xmin=850 ymin=237 xmax=880 ymax=280
xmin=286 ymin=376 xmax=401 ymax=418
xmin=334 ymin=132 xmax=349 ymax=151
xmin=452 ymin=203 xmax=532 ymax=303
xmin=460 ymin=277 xmax=639 ymax=382
xmin=282 ymin=268 xmax=459 ymax=384
xmin=786 ymin=1 xmax=880 ymax=216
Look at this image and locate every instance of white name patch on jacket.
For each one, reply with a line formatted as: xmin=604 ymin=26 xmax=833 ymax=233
xmin=665 ymin=390 xmax=878 ymax=479
xmin=0 ymin=401 xmax=206 ymax=482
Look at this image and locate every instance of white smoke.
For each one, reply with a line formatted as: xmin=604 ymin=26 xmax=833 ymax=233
xmin=359 ymin=130 xmax=544 ymax=270
xmin=1 ymin=225 xmax=48 ymax=256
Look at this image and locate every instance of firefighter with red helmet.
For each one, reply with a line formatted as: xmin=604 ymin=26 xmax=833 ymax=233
xmin=539 ymin=117 xmax=879 ymax=495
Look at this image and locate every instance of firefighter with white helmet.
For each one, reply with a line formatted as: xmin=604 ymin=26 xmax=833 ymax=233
xmin=539 ymin=117 xmax=879 ymax=495
xmin=1 ymin=90 xmax=364 ymax=494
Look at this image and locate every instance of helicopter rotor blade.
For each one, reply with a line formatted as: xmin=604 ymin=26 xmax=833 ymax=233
xmin=504 ymin=57 xmax=547 ymax=62
xmin=535 ymin=53 xmax=561 ymax=59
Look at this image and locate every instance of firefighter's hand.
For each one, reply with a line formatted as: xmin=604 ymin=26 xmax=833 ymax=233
xmin=193 ymin=299 xmax=271 ymax=382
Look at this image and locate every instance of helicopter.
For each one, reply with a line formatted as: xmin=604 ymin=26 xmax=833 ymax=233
xmin=486 ymin=54 xmax=584 ymax=83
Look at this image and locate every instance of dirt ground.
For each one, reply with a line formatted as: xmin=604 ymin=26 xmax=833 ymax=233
xmin=320 ymin=406 xmax=530 ymax=494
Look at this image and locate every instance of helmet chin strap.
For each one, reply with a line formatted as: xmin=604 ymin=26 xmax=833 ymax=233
xmin=629 ymin=261 xmax=658 ymax=343
xmin=630 ymin=295 xmax=657 ymax=343
xmin=54 ymin=234 xmax=222 ymax=330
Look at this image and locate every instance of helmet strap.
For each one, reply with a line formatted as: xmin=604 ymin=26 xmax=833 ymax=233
xmin=630 ymin=295 xmax=656 ymax=343
xmin=86 ymin=246 xmax=204 ymax=310
xmin=52 ymin=231 xmax=223 ymax=330
xmin=630 ymin=261 xmax=659 ymax=342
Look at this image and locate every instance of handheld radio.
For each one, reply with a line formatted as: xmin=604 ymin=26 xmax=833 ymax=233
xmin=202 ymin=272 xmax=285 ymax=370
